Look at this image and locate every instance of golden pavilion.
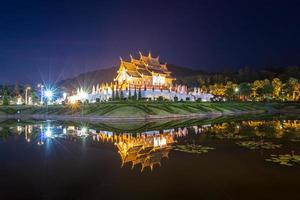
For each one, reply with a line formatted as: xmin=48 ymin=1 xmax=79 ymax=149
xmin=97 ymin=131 xmax=175 ymax=172
xmin=115 ymin=52 xmax=175 ymax=89
xmin=115 ymin=133 xmax=174 ymax=172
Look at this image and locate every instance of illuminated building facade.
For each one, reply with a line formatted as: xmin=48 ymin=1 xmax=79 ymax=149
xmin=97 ymin=131 xmax=175 ymax=172
xmin=115 ymin=52 xmax=175 ymax=89
xmin=68 ymin=52 xmax=214 ymax=103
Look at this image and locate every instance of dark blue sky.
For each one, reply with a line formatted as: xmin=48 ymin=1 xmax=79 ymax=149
xmin=1 ymin=0 xmax=300 ymax=84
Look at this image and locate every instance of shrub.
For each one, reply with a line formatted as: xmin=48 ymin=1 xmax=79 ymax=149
xmin=2 ymin=90 xmax=9 ymax=106
xmin=157 ymin=96 xmax=164 ymax=101
xmin=174 ymin=96 xmax=178 ymax=102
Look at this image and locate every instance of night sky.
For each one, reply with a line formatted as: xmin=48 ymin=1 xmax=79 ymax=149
xmin=1 ymin=0 xmax=300 ymax=84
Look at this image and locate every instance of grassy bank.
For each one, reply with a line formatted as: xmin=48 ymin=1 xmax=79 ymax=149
xmin=1 ymin=112 xmax=300 ymax=133
xmin=0 ymin=101 xmax=300 ymax=118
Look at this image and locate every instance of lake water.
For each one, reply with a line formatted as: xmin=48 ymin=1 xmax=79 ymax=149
xmin=0 ymin=115 xmax=300 ymax=200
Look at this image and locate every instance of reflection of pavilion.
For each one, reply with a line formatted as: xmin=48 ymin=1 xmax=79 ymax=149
xmin=98 ymin=132 xmax=175 ymax=172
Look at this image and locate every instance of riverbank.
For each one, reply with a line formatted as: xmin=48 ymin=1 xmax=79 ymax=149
xmin=0 ymin=102 xmax=299 ymax=121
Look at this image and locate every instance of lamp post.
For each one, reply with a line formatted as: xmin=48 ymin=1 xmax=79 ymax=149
xmin=25 ymin=86 xmax=31 ymax=105
xmin=235 ymin=87 xmax=240 ymax=101
xmin=37 ymin=84 xmax=44 ymax=105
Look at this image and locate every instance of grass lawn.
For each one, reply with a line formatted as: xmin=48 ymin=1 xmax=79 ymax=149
xmin=0 ymin=101 xmax=299 ymax=117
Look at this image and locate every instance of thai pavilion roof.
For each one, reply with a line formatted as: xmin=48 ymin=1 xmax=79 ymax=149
xmin=148 ymin=67 xmax=168 ymax=74
xmin=121 ymin=60 xmax=137 ymax=71
xmin=118 ymin=52 xmax=174 ymax=79
xmin=127 ymin=70 xmax=142 ymax=78
xmin=137 ymin=68 xmax=152 ymax=76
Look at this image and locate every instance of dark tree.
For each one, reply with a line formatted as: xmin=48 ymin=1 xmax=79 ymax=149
xmin=120 ymin=90 xmax=124 ymax=100
xmin=128 ymin=88 xmax=131 ymax=100
xmin=133 ymin=87 xmax=137 ymax=100
xmin=2 ymin=89 xmax=9 ymax=105
xmin=138 ymin=88 xmax=142 ymax=100
xmin=111 ymin=87 xmax=115 ymax=100
xmin=239 ymin=82 xmax=251 ymax=100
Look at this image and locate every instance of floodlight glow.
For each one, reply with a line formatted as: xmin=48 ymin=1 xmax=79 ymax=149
xmin=81 ymin=127 xmax=87 ymax=134
xmin=45 ymin=90 xmax=53 ymax=99
xmin=78 ymin=91 xmax=88 ymax=99
xmin=45 ymin=126 xmax=52 ymax=138
xmin=63 ymin=92 xmax=67 ymax=100
xmin=69 ymin=97 xmax=78 ymax=104
xmin=78 ymin=127 xmax=88 ymax=136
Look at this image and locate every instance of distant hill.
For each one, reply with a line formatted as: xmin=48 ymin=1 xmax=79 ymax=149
xmin=58 ymin=65 xmax=300 ymax=91
xmin=58 ymin=67 xmax=118 ymax=92
xmin=58 ymin=64 xmax=204 ymax=91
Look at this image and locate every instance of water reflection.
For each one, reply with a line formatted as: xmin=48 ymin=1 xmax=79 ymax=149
xmin=201 ymin=119 xmax=300 ymax=139
xmin=0 ymin=118 xmax=300 ymax=170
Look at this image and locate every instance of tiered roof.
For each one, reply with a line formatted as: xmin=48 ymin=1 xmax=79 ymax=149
xmin=118 ymin=52 xmax=173 ymax=79
xmin=115 ymin=134 xmax=174 ymax=172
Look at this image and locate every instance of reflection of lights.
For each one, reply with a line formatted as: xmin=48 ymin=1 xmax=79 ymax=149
xmin=63 ymin=128 xmax=67 ymax=134
xmin=154 ymin=137 xmax=167 ymax=147
xmin=81 ymin=127 xmax=87 ymax=134
xmin=17 ymin=126 xmax=23 ymax=132
xmin=77 ymin=126 xmax=89 ymax=137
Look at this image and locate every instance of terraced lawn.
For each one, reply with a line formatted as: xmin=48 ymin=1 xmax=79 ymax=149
xmin=0 ymin=102 xmax=299 ymax=118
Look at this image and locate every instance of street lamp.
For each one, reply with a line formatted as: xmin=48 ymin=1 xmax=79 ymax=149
xmin=25 ymin=86 xmax=31 ymax=105
xmin=235 ymin=87 xmax=240 ymax=100
xmin=37 ymin=84 xmax=44 ymax=105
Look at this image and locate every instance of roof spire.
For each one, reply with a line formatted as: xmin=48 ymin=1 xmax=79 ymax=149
xmin=138 ymin=51 xmax=142 ymax=59
xmin=119 ymin=56 xmax=123 ymax=62
xmin=148 ymin=51 xmax=152 ymax=58
xmin=130 ymin=54 xmax=133 ymax=61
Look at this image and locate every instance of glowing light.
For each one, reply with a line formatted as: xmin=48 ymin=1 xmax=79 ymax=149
xmin=45 ymin=126 xmax=52 ymax=138
xmin=69 ymin=96 xmax=78 ymax=104
xmin=153 ymin=75 xmax=165 ymax=85
xmin=78 ymin=126 xmax=88 ymax=136
xmin=154 ymin=137 xmax=167 ymax=147
xmin=78 ymin=91 xmax=88 ymax=99
xmin=81 ymin=127 xmax=87 ymax=134
xmin=17 ymin=97 xmax=23 ymax=105
xmin=45 ymin=90 xmax=53 ymax=99
xmin=63 ymin=92 xmax=67 ymax=100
